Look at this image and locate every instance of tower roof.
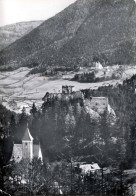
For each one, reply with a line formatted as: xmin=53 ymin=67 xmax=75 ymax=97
xmin=22 ymin=125 xmax=33 ymax=141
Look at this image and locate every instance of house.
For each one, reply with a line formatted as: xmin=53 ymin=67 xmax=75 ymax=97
xmin=79 ymin=163 xmax=100 ymax=175
xmin=74 ymin=162 xmax=100 ymax=175
xmin=11 ymin=124 xmax=42 ymax=162
xmin=94 ymin=61 xmax=103 ymax=70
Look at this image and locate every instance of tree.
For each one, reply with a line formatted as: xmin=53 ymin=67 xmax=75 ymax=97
xmin=19 ymin=107 xmax=28 ymax=126
xmin=30 ymin=103 xmax=37 ymax=117
xmin=8 ymin=158 xmax=48 ymax=195
xmin=9 ymin=115 xmax=16 ymax=137
xmin=28 ymin=158 xmax=46 ymax=194
xmin=0 ymin=119 xmax=13 ymax=191
xmin=15 ymin=107 xmax=28 ymax=143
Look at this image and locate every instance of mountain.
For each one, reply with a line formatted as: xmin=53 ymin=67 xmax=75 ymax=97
xmin=0 ymin=21 xmax=43 ymax=51
xmin=0 ymin=0 xmax=136 ymax=70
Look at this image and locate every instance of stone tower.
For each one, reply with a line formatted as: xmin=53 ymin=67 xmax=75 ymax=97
xmin=22 ymin=124 xmax=33 ymax=161
xmin=62 ymin=85 xmax=74 ymax=94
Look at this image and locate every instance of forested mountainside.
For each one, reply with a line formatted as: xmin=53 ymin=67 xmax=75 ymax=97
xmin=2 ymin=74 xmax=135 ymax=168
xmin=0 ymin=21 xmax=43 ymax=52
xmin=0 ymin=0 xmax=136 ymax=70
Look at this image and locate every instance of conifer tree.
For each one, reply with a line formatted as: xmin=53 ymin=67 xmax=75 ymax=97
xmin=19 ymin=107 xmax=28 ymax=126
xmin=30 ymin=103 xmax=37 ymax=117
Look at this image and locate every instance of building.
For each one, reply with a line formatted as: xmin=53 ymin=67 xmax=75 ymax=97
xmin=94 ymin=61 xmax=103 ymax=70
xmin=42 ymin=86 xmax=84 ymax=102
xmin=62 ymin=85 xmax=74 ymax=94
xmin=11 ymin=125 xmax=42 ymax=162
xmin=74 ymin=162 xmax=100 ymax=175
xmin=80 ymin=163 xmax=100 ymax=175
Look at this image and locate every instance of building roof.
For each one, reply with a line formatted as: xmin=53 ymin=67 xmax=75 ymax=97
xmin=80 ymin=163 xmax=100 ymax=174
xmin=33 ymin=144 xmax=43 ymax=160
xmin=33 ymin=144 xmax=40 ymax=157
xmin=22 ymin=126 xmax=33 ymax=141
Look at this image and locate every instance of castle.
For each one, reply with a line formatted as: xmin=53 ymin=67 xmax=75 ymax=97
xmin=11 ymin=125 xmax=42 ymax=162
xmin=42 ymin=85 xmax=84 ymax=102
xmin=42 ymin=86 xmax=109 ymax=115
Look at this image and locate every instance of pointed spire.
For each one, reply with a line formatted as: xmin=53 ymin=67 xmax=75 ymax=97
xmin=22 ymin=123 xmax=33 ymax=141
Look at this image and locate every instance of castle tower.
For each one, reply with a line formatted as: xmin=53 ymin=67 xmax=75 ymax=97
xmin=22 ymin=124 xmax=33 ymax=161
xmin=62 ymin=85 xmax=74 ymax=94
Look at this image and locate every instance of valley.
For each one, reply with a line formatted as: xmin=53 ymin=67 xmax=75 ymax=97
xmin=0 ymin=64 xmax=136 ymax=113
xmin=1 ymin=0 xmax=136 ymax=195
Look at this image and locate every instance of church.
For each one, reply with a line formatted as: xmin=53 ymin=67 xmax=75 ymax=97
xmin=11 ymin=125 xmax=42 ymax=162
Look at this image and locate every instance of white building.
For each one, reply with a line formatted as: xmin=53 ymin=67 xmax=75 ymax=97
xmin=80 ymin=163 xmax=100 ymax=175
xmin=95 ymin=61 xmax=103 ymax=70
xmin=11 ymin=125 xmax=42 ymax=162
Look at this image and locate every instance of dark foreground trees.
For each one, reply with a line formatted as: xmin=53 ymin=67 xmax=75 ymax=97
xmin=1 ymin=158 xmax=49 ymax=196
xmin=1 ymin=158 xmax=134 ymax=196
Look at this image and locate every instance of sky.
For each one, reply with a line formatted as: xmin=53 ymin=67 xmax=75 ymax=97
xmin=0 ymin=0 xmax=76 ymax=27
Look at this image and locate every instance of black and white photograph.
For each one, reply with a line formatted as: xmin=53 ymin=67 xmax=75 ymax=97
xmin=0 ymin=0 xmax=136 ymax=195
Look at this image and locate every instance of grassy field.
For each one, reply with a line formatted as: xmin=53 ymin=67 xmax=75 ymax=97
xmin=0 ymin=65 xmax=136 ymax=113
